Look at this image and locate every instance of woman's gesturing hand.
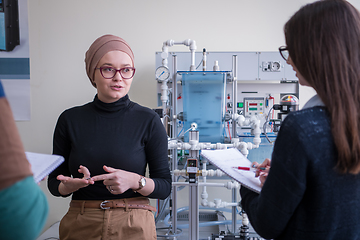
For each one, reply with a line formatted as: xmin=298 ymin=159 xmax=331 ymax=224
xmin=91 ymin=165 xmax=139 ymax=194
xmin=57 ymin=165 xmax=94 ymax=195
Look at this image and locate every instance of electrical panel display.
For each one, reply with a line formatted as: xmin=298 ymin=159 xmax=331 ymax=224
xmin=243 ymin=97 xmax=264 ymax=117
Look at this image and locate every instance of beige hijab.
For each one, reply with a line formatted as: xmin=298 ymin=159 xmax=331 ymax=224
xmin=85 ymin=34 xmax=134 ymax=88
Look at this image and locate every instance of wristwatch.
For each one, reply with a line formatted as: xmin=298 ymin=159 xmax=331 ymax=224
xmin=134 ymin=176 xmax=146 ymax=192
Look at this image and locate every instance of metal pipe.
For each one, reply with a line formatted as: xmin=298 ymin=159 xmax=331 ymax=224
xmin=231 ymin=55 xmax=238 ymax=234
xmin=172 ymin=55 xmax=178 ymax=143
xmin=232 ymin=55 xmax=238 ymax=138
xmin=171 ymin=55 xmax=178 ymax=236
xmin=188 ymin=130 xmax=199 ymax=240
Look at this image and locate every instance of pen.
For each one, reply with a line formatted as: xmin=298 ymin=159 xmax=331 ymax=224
xmin=232 ymin=166 xmax=266 ymax=171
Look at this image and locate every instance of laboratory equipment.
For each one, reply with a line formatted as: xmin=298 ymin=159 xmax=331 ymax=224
xmin=154 ymin=39 xmax=299 ymax=240
xmin=181 ymin=70 xmax=228 ymax=143
xmin=267 ymin=94 xmax=299 ymax=133
xmin=155 ymin=65 xmax=171 ymax=81
xmin=276 ymin=94 xmax=299 ymax=120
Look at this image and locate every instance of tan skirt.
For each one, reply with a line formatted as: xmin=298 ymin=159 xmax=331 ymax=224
xmin=59 ymin=199 xmax=157 ymax=240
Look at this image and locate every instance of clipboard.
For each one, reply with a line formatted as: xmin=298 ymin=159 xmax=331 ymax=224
xmin=201 ymin=148 xmax=262 ymax=193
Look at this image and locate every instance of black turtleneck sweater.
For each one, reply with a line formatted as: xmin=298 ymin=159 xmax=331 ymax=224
xmin=48 ymin=95 xmax=171 ymax=200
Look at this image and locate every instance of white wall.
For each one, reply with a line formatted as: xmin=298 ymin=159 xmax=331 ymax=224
xmin=21 ymin=0 xmax=360 ymax=232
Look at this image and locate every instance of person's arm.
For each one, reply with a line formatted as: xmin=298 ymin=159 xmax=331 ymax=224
xmin=48 ymin=112 xmax=95 ymax=196
xmin=0 ymin=85 xmax=32 ymax=190
xmin=47 ymin=111 xmax=73 ymax=196
xmin=240 ymin=114 xmax=307 ymax=239
xmin=0 ymin=82 xmax=48 ymax=239
xmin=0 ymin=176 xmax=48 ymax=240
xmin=143 ymin=114 xmax=172 ymax=199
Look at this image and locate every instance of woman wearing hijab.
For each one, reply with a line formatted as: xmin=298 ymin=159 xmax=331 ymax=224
xmin=48 ymin=34 xmax=171 ymax=240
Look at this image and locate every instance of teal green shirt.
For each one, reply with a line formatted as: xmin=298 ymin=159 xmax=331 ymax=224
xmin=0 ymin=176 xmax=48 ymax=240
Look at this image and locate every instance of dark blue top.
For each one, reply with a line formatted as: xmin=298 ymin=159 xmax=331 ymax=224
xmin=240 ymin=106 xmax=360 ymax=239
xmin=48 ymin=94 xmax=171 ymax=200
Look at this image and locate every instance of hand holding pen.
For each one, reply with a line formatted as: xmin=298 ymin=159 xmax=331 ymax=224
xmin=253 ymin=158 xmax=271 ymax=187
xmin=232 ymin=158 xmax=271 ymax=187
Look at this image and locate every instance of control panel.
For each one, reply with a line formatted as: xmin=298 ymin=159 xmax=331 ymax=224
xmin=243 ymin=97 xmax=265 ymax=117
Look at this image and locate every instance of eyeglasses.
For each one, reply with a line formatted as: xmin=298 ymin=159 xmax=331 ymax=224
xmin=279 ymin=46 xmax=289 ymax=61
xmin=95 ymin=66 xmax=136 ymax=79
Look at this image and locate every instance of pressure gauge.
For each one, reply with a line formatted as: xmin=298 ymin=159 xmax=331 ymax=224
xmin=155 ymin=66 xmax=170 ymax=81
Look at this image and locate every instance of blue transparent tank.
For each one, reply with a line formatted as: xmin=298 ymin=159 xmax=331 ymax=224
xmin=181 ymin=71 xmax=227 ymax=143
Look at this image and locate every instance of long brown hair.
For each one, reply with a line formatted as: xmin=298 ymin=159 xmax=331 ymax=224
xmin=284 ymin=0 xmax=360 ymax=174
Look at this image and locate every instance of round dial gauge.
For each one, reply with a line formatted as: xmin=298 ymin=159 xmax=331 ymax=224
xmin=155 ymin=66 xmax=170 ymax=81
